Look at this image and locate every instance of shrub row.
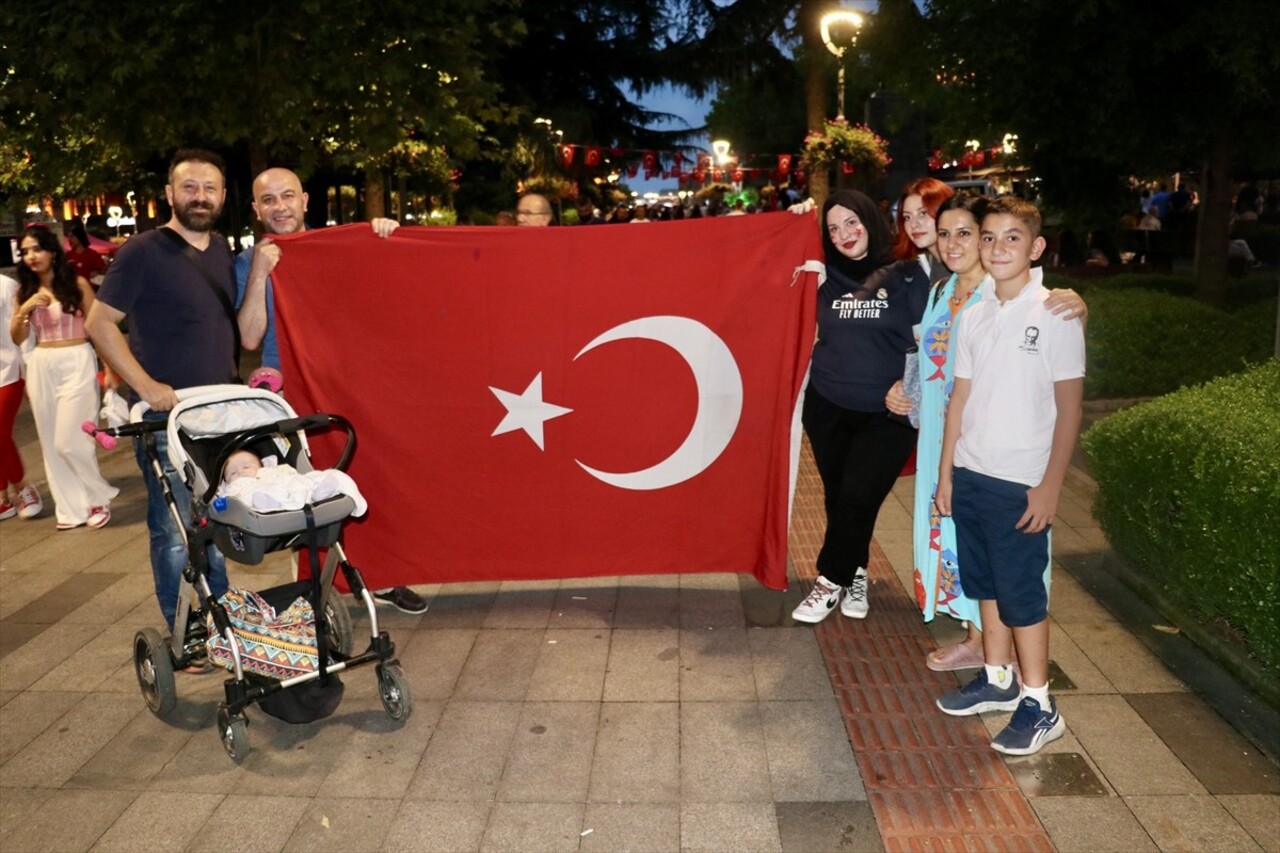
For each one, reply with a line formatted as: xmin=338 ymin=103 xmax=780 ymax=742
xmin=1083 ymin=360 xmax=1280 ymax=677
xmin=1077 ymin=287 xmax=1274 ymax=398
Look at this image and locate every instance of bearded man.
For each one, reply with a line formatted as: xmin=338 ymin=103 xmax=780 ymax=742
xmin=87 ymin=149 xmax=237 ymax=637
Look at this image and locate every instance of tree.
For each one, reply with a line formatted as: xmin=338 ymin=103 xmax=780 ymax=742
xmin=925 ymin=0 xmax=1280 ymax=306
xmin=1 ymin=1 xmax=517 ymax=219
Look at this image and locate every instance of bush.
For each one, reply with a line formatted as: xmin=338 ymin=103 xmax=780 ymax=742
xmin=1083 ymin=360 xmax=1280 ymax=676
xmin=1082 ymin=288 xmax=1273 ymax=398
xmin=1045 ymin=269 xmax=1279 ymax=304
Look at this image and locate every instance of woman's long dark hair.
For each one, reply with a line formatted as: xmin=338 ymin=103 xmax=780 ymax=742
xmin=821 ymin=189 xmax=895 ymax=282
xmin=16 ymin=224 xmax=82 ymax=313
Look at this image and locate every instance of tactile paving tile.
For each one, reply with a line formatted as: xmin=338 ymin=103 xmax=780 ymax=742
xmin=790 ymin=439 xmax=1053 ymax=849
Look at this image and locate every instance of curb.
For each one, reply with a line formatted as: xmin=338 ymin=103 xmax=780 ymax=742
xmin=1096 ymin=550 xmax=1280 ymax=711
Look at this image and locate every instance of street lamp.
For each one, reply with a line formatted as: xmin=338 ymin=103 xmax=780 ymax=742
xmin=820 ymin=10 xmax=865 ymax=122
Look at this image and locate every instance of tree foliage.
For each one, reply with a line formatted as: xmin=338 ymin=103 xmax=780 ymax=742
xmin=923 ymin=0 xmax=1280 ymax=304
xmin=1 ymin=0 xmax=519 ymax=204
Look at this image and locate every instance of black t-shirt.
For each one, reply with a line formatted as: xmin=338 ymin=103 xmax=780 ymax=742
xmin=97 ymin=229 xmax=237 ymax=396
xmin=810 ymin=259 xmax=929 ymax=412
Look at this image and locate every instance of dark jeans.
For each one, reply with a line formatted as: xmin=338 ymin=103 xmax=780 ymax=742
xmin=802 ymin=387 xmax=917 ymax=586
xmin=951 ymin=466 xmax=1050 ymax=628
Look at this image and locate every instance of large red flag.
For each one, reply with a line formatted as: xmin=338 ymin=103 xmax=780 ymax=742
xmin=269 ymin=214 xmax=821 ymax=590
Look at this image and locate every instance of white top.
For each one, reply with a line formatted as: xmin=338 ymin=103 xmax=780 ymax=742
xmin=952 ymin=268 xmax=1085 ymax=487
xmin=1 ymin=275 xmax=26 ymax=386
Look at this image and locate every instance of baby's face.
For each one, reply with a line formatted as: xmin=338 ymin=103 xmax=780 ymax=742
xmin=223 ymin=451 xmax=262 ymax=483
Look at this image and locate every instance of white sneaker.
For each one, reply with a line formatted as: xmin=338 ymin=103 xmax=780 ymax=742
xmin=840 ymin=571 xmax=869 ymax=619
xmin=792 ymin=576 xmax=843 ymax=623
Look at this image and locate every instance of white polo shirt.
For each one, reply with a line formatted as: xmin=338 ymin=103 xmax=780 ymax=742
xmin=952 ymin=268 xmax=1085 ymax=487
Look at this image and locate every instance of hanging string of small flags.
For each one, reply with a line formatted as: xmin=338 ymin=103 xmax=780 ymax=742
xmin=556 ymin=144 xmax=807 ymax=185
xmin=552 ymin=141 xmax=1008 ymax=183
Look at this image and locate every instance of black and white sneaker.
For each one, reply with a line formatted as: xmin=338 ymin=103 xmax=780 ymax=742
xmin=792 ymin=576 xmax=843 ymax=623
xmin=372 ymin=586 xmax=429 ymax=614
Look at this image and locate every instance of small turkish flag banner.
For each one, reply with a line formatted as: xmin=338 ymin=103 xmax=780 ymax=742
xmin=270 ymin=217 xmax=821 ymax=590
xmin=626 ymin=162 xmax=640 ymax=178
xmin=778 ymin=153 xmax=792 ymax=174
xmin=732 ymin=169 xmax=744 ymax=182
xmin=585 ymin=146 xmax=602 ymax=168
xmin=561 ymin=144 xmax=576 ymax=166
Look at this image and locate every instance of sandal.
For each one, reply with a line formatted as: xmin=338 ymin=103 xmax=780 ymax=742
xmin=927 ymin=642 xmax=985 ymax=672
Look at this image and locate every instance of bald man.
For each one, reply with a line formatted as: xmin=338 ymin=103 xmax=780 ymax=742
xmin=515 ymin=193 xmax=553 ymax=226
xmin=235 ymin=167 xmax=427 ymax=615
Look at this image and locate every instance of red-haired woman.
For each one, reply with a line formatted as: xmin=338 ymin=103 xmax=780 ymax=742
xmin=9 ymin=225 xmax=117 ymax=529
xmin=892 ymin=177 xmax=955 ymax=282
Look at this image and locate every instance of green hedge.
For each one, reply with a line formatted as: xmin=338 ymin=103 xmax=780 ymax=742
xmin=1082 ymin=288 xmax=1274 ymax=398
xmin=1083 ymin=360 xmax=1280 ymax=676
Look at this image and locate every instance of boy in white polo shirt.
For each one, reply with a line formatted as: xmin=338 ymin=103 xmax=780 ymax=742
xmin=933 ymin=196 xmax=1085 ymax=756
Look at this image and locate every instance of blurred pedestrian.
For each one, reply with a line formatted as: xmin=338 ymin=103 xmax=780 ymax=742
xmin=0 ymin=273 xmax=45 ymax=521
xmin=65 ymin=221 xmax=107 ymax=286
xmin=516 ymin=193 xmax=553 ymax=226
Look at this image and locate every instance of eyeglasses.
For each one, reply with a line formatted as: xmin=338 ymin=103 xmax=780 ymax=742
xmin=23 ymin=222 xmax=51 ymax=230
xmin=516 ymin=209 xmax=550 ymax=217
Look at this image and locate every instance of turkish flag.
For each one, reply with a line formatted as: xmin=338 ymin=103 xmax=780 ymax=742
xmin=778 ymin=154 xmax=792 ymax=175
xmin=585 ymin=146 xmax=602 ymax=168
xmin=268 ymin=217 xmax=821 ymax=590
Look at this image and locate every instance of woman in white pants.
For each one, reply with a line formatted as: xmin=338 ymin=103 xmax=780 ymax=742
xmin=9 ymin=224 xmax=117 ymax=529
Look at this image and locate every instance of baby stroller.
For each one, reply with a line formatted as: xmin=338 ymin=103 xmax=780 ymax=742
xmin=103 ymin=385 xmax=412 ymax=762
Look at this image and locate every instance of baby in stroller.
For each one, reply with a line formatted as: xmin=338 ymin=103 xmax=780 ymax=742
xmin=106 ymin=384 xmax=412 ymax=763
xmin=218 ymin=448 xmax=368 ymax=515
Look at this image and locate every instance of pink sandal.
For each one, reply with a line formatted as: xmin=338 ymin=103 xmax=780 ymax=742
xmin=926 ymin=642 xmax=985 ymax=672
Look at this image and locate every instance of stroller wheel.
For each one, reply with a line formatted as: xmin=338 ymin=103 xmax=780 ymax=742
xmin=377 ymin=662 xmax=413 ymax=722
xmin=323 ymin=597 xmax=354 ymax=658
xmin=216 ymin=704 xmax=250 ymax=763
xmin=134 ymin=628 xmax=176 ymax=718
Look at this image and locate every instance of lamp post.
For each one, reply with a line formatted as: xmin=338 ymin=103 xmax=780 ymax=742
xmin=820 ymin=10 xmax=864 ymax=122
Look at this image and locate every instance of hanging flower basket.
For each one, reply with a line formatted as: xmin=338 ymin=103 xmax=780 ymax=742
xmin=801 ymin=119 xmax=892 ymax=177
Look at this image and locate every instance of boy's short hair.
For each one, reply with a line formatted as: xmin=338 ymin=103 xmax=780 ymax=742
xmin=984 ymin=195 xmax=1042 ymax=239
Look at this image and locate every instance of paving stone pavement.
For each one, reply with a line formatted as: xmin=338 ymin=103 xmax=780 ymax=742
xmin=1 ymin=397 xmax=1276 ymax=852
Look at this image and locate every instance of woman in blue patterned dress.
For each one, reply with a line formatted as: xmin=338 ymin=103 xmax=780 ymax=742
xmin=887 ymin=194 xmax=1085 ymax=670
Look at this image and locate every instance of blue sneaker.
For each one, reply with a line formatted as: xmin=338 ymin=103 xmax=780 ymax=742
xmin=991 ymin=695 xmax=1066 ymax=756
xmin=935 ymin=668 xmax=1021 ymax=716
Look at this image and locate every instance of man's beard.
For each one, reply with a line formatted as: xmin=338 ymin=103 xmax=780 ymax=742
xmin=174 ymin=199 xmax=221 ymax=232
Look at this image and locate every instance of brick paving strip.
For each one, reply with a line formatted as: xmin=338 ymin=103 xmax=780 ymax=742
xmin=790 ymin=454 xmax=1055 ymax=852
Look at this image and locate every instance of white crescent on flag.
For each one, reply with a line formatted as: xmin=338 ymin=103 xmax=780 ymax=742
xmin=488 ymin=316 xmax=744 ymax=491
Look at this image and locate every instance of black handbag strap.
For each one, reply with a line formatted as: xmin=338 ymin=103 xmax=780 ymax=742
xmin=159 ymin=227 xmax=241 ymax=377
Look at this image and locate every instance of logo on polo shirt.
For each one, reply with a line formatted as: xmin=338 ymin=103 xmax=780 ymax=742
xmin=1020 ymin=326 xmax=1041 ymax=354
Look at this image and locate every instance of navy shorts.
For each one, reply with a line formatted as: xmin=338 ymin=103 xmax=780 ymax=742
xmin=951 ymin=467 xmax=1050 ymax=628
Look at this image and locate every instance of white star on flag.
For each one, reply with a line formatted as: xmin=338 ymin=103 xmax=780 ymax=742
xmin=489 ymin=372 xmax=573 ymax=451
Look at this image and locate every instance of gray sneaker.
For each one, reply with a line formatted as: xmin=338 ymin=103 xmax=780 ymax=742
xmin=936 ymin=668 xmax=1022 ymax=716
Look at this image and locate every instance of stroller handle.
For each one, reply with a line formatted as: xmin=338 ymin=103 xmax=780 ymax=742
xmin=100 ymin=420 xmax=168 ymax=438
xmin=200 ymin=413 xmax=357 ymax=504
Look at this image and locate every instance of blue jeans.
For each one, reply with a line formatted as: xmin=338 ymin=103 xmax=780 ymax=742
xmin=136 ymin=411 xmax=228 ymax=629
